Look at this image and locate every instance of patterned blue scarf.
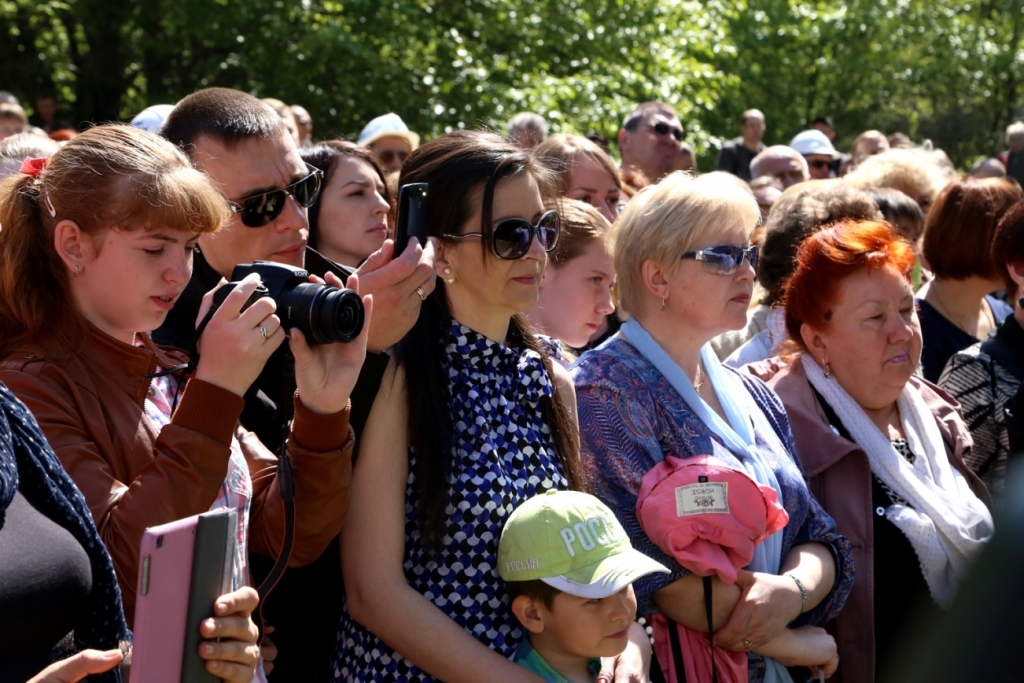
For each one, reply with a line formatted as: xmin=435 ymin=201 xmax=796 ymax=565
xmin=0 ymin=381 xmax=128 ymax=681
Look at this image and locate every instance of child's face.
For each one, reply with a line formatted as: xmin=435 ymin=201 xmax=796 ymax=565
xmin=890 ymin=215 xmax=923 ymax=248
xmin=537 ymin=585 xmax=637 ymax=660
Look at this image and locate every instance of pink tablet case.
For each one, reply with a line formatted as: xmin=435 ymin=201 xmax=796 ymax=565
xmin=130 ymin=515 xmax=198 ymax=682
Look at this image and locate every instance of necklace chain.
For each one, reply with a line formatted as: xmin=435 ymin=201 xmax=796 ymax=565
xmin=929 ymin=283 xmax=991 ymax=334
xmin=694 ymin=362 xmax=706 ymax=393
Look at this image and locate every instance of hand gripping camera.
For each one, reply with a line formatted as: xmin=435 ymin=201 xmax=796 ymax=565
xmin=207 ymin=261 xmax=364 ymax=344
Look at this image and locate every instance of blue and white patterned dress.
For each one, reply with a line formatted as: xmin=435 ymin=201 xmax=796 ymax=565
xmin=333 ymin=320 xmax=568 ymax=681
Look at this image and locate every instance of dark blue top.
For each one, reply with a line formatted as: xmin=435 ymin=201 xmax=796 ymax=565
xmin=918 ymin=296 xmax=1013 ymax=383
xmin=0 ymin=381 xmax=127 ymax=682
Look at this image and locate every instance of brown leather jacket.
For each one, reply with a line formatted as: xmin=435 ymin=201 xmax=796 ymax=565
xmin=746 ymin=357 xmax=989 ymax=683
xmin=0 ymin=323 xmax=354 ymax=619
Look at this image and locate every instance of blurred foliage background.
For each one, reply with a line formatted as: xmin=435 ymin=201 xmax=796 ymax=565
xmin=2 ymin=0 xmax=1022 ymax=168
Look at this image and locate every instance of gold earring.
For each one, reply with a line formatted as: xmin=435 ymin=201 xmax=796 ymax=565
xmin=661 ymin=297 xmax=667 ymax=312
xmin=823 ymin=360 xmax=832 ymax=378
xmin=443 ymin=267 xmax=455 ymax=284
xmin=73 ymin=264 xmax=82 ymax=278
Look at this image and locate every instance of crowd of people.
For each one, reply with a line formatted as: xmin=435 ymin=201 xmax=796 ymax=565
xmin=0 ymin=86 xmax=1021 ymax=683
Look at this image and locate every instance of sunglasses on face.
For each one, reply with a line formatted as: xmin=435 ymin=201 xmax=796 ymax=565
xmin=228 ymin=163 xmax=324 ymax=228
xmin=376 ymin=149 xmax=409 ymax=166
xmin=443 ymin=210 xmax=561 ymax=260
xmin=681 ymin=244 xmax=759 ymax=275
xmin=649 ymin=122 xmax=686 ymax=142
xmin=807 ymin=159 xmax=832 ymax=169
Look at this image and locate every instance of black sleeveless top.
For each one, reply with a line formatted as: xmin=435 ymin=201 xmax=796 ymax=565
xmin=0 ymin=488 xmax=93 ymax=682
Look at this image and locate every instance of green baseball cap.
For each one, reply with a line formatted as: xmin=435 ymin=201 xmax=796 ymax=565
xmin=499 ymin=490 xmax=669 ymax=599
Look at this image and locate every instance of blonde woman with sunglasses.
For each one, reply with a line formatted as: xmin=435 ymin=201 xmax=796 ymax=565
xmin=573 ymin=173 xmax=855 ymax=683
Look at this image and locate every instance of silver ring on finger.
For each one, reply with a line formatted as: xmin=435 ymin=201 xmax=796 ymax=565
xmin=416 ymin=286 xmax=427 ymax=301
xmin=260 ymin=326 xmax=269 ymax=340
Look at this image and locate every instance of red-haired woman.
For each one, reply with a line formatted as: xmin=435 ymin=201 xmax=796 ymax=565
xmin=747 ymin=220 xmax=994 ymax=683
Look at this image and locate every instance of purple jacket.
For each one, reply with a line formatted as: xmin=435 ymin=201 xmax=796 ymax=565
xmin=746 ymin=357 xmax=990 ymax=683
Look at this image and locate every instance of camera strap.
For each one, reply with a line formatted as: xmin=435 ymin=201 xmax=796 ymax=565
xmin=151 ymin=281 xmax=241 ymax=384
xmin=142 ymin=303 xmax=220 ymax=415
xmin=255 ymin=349 xmax=297 ymax=644
xmin=147 ymin=284 xmax=298 ymax=641
xmin=143 ymin=298 xmax=218 ymax=382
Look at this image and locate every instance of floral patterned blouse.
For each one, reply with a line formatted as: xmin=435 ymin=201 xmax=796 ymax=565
xmin=572 ymin=337 xmax=855 ymax=683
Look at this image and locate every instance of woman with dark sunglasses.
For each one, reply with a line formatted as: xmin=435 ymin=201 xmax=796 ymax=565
xmin=0 ymin=124 xmax=372 ymax=682
xmin=336 ymin=131 xmax=652 ymax=681
xmin=573 ymin=173 xmax=855 ymax=683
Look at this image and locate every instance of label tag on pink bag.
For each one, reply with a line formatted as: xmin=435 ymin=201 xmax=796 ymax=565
xmin=675 ymin=482 xmax=729 ymax=515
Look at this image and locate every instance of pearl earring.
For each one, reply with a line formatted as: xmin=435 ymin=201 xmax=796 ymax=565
xmin=443 ymin=267 xmax=455 ymax=284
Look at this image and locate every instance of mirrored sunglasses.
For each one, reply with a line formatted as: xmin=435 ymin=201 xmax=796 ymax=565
xmin=681 ymin=244 xmax=759 ymax=275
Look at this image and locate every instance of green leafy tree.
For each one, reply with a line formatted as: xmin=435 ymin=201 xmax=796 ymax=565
xmin=2 ymin=0 xmax=1020 ymax=168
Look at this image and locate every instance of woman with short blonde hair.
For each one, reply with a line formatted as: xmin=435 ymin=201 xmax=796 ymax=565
xmin=575 ymin=172 xmax=854 ymax=683
xmin=612 ymin=176 xmax=755 ymax=316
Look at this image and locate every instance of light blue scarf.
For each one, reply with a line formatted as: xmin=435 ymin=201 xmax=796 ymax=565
xmin=621 ymin=318 xmax=792 ymax=683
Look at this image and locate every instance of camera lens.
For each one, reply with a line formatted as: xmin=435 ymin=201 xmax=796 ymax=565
xmin=279 ymin=283 xmax=364 ymax=344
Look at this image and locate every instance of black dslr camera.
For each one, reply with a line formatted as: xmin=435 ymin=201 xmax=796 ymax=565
xmin=208 ymin=261 xmax=364 ymax=344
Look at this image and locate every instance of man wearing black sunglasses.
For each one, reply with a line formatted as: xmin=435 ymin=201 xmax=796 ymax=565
xmin=617 ymin=101 xmax=684 ymax=188
xmin=156 ymin=87 xmax=435 ymax=681
xmin=790 ymin=129 xmax=840 ymax=180
xmin=715 ymin=108 xmax=766 ymax=181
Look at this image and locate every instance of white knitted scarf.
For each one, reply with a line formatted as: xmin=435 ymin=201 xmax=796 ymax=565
xmin=801 ymin=354 xmax=994 ymax=607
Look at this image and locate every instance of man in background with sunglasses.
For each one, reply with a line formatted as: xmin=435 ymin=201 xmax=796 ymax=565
xmin=617 ymin=101 xmax=684 ymax=188
xmin=156 ymin=87 xmax=435 ymax=682
xmin=715 ymin=108 xmax=766 ymax=181
xmin=357 ymin=111 xmax=420 ymax=174
xmin=790 ymin=129 xmax=840 ymax=180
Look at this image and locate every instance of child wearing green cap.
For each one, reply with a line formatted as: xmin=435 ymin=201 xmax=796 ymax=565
xmin=498 ymin=490 xmax=670 ymax=683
